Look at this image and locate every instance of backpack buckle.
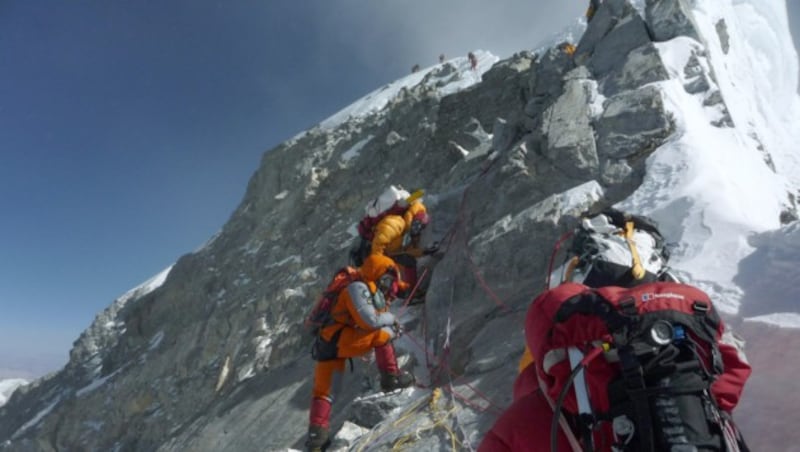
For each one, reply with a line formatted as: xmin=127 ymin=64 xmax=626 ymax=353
xmin=692 ymin=301 xmax=709 ymax=314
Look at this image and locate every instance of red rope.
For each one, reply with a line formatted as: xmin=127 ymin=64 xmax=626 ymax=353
xmin=463 ymin=245 xmax=511 ymax=312
xmin=385 ymin=156 xmax=522 ymax=423
xmin=545 ymin=231 xmax=574 ymax=290
xmin=453 ymin=181 xmax=513 ymax=313
xmin=395 ymin=267 xmax=430 ymax=317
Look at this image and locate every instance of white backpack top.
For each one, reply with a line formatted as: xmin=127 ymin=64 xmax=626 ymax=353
xmin=548 ymin=211 xmax=670 ymax=289
xmin=364 ymin=185 xmax=411 ymax=219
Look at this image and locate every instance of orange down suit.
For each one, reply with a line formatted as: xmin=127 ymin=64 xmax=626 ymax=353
xmin=309 ymin=255 xmax=402 ymax=428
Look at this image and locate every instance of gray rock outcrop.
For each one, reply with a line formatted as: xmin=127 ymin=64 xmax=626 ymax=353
xmin=645 ymin=0 xmax=701 ymax=42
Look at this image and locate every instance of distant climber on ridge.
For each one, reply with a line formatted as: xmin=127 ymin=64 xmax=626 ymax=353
xmin=306 ymin=254 xmax=414 ymax=452
xmin=468 ymin=51 xmax=478 ymax=70
xmin=559 ymin=42 xmax=576 ymax=56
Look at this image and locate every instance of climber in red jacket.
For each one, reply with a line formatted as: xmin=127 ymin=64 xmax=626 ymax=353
xmin=479 ymin=282 xmax=751 ymax=451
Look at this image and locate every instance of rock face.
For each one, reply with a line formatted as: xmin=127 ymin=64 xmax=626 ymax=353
xmin=0 ymin=2 xmax=731 ymax=451
xmin=645 ymin=0 xmax=701 ymax=42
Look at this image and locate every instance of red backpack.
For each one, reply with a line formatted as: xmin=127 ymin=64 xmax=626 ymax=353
xmin=527 ymin=282 xmax=750 ymax=452
xmin=356 ymin=203 xmax=408 ymax=242
xmin=304 ymin=267 xmax=361 ymax=336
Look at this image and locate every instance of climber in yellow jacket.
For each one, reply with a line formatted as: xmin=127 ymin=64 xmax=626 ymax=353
xmin=370 ymin=200 xmax=438 ymax=304
xmin=370 ymin=200 xmax=434 ymax=303
xmin=370 ymin=200 xmax=429 ymax=256
xmin=306 ymin=254 xmax=414 ymax=452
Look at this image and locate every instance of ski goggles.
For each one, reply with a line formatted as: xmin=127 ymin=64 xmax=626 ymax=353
xmin=410 ymin=212 xmax=429 ymax=236
xmin=377 ymin=267 xmax=401 ymax=296
xmin=410 ymin=219 xmax=425 ymax=236
xmin=378 ymin=272 xmax=396 ymax=292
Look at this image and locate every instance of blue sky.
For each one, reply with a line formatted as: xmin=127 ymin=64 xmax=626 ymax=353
xmin=1 ymin=1 xmax=798 ymax=379
xmin=0 ymin=1 xmax=590 ymax=378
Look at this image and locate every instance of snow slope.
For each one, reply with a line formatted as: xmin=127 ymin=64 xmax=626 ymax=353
xmin=619 ymin=0 xmax=800 ymax=316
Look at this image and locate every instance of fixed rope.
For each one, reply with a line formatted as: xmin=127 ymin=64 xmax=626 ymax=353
xmin=370 ymin=152 xmax=537 ymax=450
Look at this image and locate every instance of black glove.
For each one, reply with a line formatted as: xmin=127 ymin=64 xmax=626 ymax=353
xmin=423 ymin=242 xmax=440 ymax=256
xmin=392 ymin=321 xmax=403 ymax=338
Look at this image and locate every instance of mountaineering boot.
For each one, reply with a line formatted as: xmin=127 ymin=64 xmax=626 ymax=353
xmin=306 ymin=397 xmax=332 ymax=451
xmin=380 ymin=370 xmax=415 ymax=392
xmin=305 ymin=424 xmax=330 ymax=452
xmin=374 ymin=343 xmax=414 ymax=391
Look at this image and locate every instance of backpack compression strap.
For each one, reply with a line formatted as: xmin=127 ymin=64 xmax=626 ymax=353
xmin=617 ymin=344 xmax=657 ymax=452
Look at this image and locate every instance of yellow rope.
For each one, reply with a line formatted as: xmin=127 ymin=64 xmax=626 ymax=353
xmin=563 ymin=255 xmax=580 ymax=283
xmin=351 ymin=380 xmax=466 ymax=450
xmin=356 ymin=391 xmax=429 ymax=452
xmin=392 ymin=396 xmax=427 ymax=428
xmin=430 ymin=387 xmax=442 ymax=410
xmin=624 ymin=221 xmax=646 ymax=280
xmin=390 ymin=388 xmax=462 ymax=452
